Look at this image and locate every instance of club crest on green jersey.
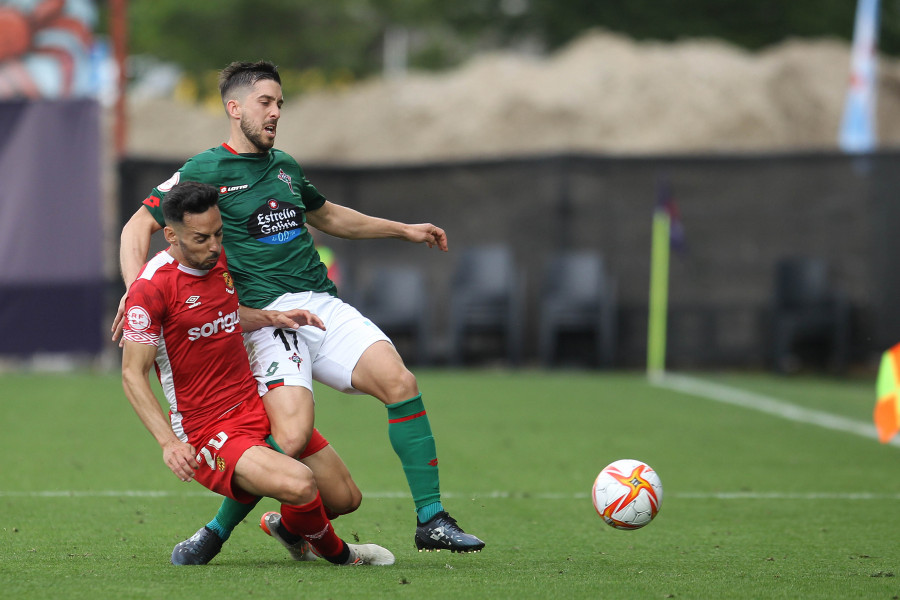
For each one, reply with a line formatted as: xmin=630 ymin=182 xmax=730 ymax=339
xmin=277 ymin=169 xmax=299 ymax=196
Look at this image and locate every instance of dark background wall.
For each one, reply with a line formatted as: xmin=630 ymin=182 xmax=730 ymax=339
xmin=0 ymin=100 xmax=104 ymax=356
xmin=118 ymin=150 xmax=898 ymax=368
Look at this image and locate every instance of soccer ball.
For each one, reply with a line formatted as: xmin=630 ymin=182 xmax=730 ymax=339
xmin=592 ymin=459 xmax=663 ymax=530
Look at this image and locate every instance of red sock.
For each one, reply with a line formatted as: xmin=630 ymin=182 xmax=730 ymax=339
xmin=280 ymin=491 xmax=346 ymax=560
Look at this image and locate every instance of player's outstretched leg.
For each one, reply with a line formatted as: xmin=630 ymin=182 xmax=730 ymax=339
xmin=259 ymin=511 xmax=317 ymax=561
xmin=261 ymin=511 xmax=394 ymax=566
xmin=344 ymin=543 xmax=397 ymax=566
xmin=170 ymin=486 xmax=264 ymax=565
xmin=353 ymin=344 xmax=486 ymax=554
xmin=415 ymin=512 xmax=486 ymax=553
xmin=386 ymin=394 xmax=486 ymax=553
xmin=170 ymin=526 xmax=225 ymax=565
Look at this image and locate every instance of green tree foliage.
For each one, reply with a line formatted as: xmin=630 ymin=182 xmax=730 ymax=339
xmin=474 ymin=0 xmax=900 ymax=55
xmin=123 ymin=0 xmax=900 ymax=84
xmin=129 ymin=0 xmax=380 ymax=77
xmin=521 ymin=0 xmax=860 ymax=49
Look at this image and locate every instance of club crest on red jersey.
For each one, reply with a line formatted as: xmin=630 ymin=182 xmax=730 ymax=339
xmin=223 ymin=272 xmax=235 ymax=294
xmin=216 ymin=456 xmax=226 ymax=472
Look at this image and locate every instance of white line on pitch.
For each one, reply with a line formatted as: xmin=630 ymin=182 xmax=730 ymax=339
xmin=649 ymin=372 xmax=900 ymax=447
xmin=3 ymin=490 xmax=900 ymax=500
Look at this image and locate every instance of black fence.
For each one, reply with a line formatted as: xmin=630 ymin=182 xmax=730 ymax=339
xmin=119 ymin=150 xmax=900 ymax=369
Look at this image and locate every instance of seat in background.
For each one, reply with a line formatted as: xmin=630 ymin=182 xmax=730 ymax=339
xmin=357 ymin=265 xmax=430 ymax=365
xmin=448 ymin=245 xmax=523 ymax=365
xmin=538 ymin=251 xmax=617 ymax=367
xmin=771 ymin=256 xmax=851 ymax=373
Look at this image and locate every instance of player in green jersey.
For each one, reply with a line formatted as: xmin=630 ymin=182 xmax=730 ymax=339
xmin=113 ymin=61 xmax=484 ymax=562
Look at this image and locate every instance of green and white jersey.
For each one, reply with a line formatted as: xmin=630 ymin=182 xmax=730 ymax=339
xmin=143 ymin=144 xmax=336 ymax=308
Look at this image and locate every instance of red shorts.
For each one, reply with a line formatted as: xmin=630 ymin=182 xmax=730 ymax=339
xmin=188 ymin=398 xmax=331 ymax=502
xmin=299 ymin=427 xmax=329 ymax=459
xmin=189 ymin=397 xmax=271 ymax=503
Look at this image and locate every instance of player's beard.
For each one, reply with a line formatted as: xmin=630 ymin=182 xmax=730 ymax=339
xmin=197 ymin=252 xmax=220 ymax=270
xmin=178 ymin=242 xmax=219 ymax=271
xmin=241 ymin=118 xmax=274 ymax=153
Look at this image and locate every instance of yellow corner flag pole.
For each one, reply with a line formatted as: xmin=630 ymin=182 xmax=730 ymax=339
xmin=647 ymin=208 xmax=671 ymax=379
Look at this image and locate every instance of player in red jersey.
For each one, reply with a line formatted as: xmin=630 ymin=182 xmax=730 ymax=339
xmin=121 ymin=180 xmax=393 ymax=566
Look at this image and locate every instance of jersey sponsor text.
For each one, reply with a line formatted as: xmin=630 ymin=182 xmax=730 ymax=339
xmin=187 ymin=309 xmax=240 ymax=341
xmin=247 ymin=199 xmax=303 ymax=244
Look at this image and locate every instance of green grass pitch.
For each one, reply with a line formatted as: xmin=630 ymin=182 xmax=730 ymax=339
xmin=2 ymin=369 xmax=899 ymax=599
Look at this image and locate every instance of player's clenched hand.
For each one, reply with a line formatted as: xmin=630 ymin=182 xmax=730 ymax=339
xmin=162 ymin=440 xmax=199 ymax=482
xmin=407 ymin=223 xmax=448 ymax=251
xmin=272 ymin=309 xmax=326 ymax=331
xmin=111 ymin=293 xmax=127 ymax=346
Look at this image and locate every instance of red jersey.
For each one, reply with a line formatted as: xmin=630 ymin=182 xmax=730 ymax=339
xmin=123 ymin=250 xmax=260 ymax=443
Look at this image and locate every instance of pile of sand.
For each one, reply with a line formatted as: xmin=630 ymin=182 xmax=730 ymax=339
xmin=127 ymin=29 xmax=900 ymax=164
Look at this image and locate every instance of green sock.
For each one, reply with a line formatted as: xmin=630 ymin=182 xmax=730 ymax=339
xmin=206 ymin=435 xmax=286 ymax=540
xmin=416 ymin=501 xmax=443 ymax=524
xmin=207 ymin=496 xmax=260 ymax=541
xmin=386 ymin=394 xmax=443 ymax=519
xmin=265 ymin=434 xmax=285 ymax=454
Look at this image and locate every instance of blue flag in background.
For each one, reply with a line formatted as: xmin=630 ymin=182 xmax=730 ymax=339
xmin=839 ymin=0 xmax=880 ymax=153
xmin=656 ymin=178 xmax=685 ymax=253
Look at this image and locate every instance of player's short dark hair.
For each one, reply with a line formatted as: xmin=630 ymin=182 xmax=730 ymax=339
xmin=218 ymin=60 xmax=281 ymax=103
xmin=162 ymin=181 xmax=219 ymax=225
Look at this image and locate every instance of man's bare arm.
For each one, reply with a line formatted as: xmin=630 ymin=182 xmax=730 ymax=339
xmin=306 ymin=201 xmax=448 ymax=251
xmin=238 ymin=307 xmax=326 ymax=333
xmin=121 ymin=339 xmax=199 ymax=482
xmin=112 ymin=207 xmax=163 ymax=341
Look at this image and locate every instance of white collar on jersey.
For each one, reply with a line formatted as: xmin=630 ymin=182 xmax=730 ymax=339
xmin=177 ymin=263 xmax=212 ymax=276
xmin=165 ymin=249 xmax=213 ymax=276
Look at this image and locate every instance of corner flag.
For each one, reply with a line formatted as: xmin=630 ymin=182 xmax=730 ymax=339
xmin=647 ymin=179 xmax=684 ymax=377
xmin=839 ymin=0 xmax=880 ymax=153
xmin=875 ymin=343 xmax=900 ymax=443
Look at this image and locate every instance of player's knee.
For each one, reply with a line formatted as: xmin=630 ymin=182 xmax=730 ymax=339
xmin=316 ymin=470 xmax=362 ymax=515
xmin=346 ymin=487 xmax=362 ymax=514
xmin=398 ymin=367 xmax=418 ymax=394
xmin=325 ymin=487 xmax=361 ymax=517
xmin=337 ymin=485 xmax=362 ymax=515
xmin=271 ymin=430 xmax=312 ymax=459
xmin=381 ymin=367 xmax=419 ymax=404
xmin=279 ymin=467 xmax=317 ymax=506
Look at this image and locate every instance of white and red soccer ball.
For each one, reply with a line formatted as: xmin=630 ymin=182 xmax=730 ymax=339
xmin=592 ymin=459 xmax=663 ymax=530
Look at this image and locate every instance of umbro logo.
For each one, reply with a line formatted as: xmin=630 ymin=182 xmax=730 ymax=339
xmin=186 ymin=295 xmax=201 ymax=308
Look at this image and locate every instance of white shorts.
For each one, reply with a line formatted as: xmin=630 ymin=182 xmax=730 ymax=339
xmin=243 ymin=292 xmax=391 ymax=397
